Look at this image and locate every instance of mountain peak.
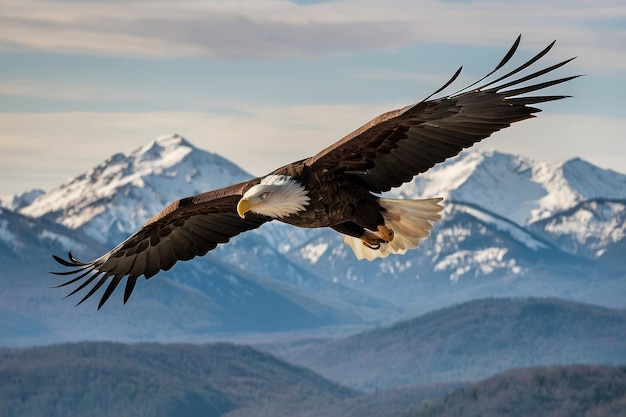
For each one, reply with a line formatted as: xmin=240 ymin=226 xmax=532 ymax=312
xmin=0 ymin=189 xmax=45 ymax=211
xmin=560 ymin=156 xmax=626 ymax=200
xmin=20 ymin=135 xmax=252 ymax=244
xmin=394 ymin=148 xmax=626 ymax=227
xmin=137 ymin=133 xmax=194 ymax=153
xmin=131 ymin=134 xmax=195 ymax=165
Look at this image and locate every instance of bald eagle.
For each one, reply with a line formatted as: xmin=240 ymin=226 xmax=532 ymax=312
xmin=53 ymin=36 xmax=578 ymax=308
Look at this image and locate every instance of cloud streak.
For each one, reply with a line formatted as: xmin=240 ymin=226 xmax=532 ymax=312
xmin=1 ymin=0 xmax=625 ymax=71
xmin=2 ymin=108 xmax=624 ymax=195
xmin=1 ymin=1 xmax=624 ymax=195
xmin=0 ymin=80 xmax=155 ymax=102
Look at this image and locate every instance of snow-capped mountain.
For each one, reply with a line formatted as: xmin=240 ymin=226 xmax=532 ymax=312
xmin=4 ymin=135 xmax=625 ymax=345
xmin=394 ymin=150 xmax=626 ymax=227
xmin=4 ymin=136 xmax=397 ymax=345
xmin=529 ymin=199 xmax=626 ymax=258
xmin=0 ymin=189 xmax=45 ymax=211
xmin=21 ymin=134 xmax=252 ymax=246
xmin=0 ymin=206 xmax=387 ymax=347
xmin=19 ymin=136 xmax=625 ymax=263
xmin=17 ymin=134 xmax=387 ymax=313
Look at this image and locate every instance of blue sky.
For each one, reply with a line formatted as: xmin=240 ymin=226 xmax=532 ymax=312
xmin=1 ymin=0 xmax=625 ymax=195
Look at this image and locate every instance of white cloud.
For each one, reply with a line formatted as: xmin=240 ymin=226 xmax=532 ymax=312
xmin=0 ymin=0 xmax=624 ymax=71
xmin=1 ymin=1 xmax=624 ymax=195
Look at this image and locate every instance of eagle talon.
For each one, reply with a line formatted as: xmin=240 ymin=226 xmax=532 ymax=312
xmin=363 ymin=241 xmax=381 ymax=250
xmin=378 ymin=225 xmax=394 ymax=243
xmin=360 ymin=230 xmax=386 ymax=250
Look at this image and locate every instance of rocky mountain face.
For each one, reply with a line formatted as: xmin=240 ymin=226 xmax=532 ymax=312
xmin=1 ymin=134 xmax=624 ymax=345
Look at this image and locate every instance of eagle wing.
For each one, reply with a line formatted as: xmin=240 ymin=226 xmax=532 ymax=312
xmin=306 ymin=36 xmax=579 ymax=193
xmin=52 ymin=179 xmax=270 ymax=309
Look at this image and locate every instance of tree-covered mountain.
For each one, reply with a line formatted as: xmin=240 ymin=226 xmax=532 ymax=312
xmin=2 ymin=341 xmax=625 ymax=417
xmin=276 ymin=298 xmax=626 ymax=391
xmin=405 ymin=365 xmax=626 ymax=417
xmin=0 ymin=341 xmax=356 ymax=417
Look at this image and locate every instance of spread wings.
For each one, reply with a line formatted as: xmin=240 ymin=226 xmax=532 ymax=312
xmin=52 ymin=180 xmax=269 ymax=309
xmin=307 ymin=35 xmax=579 ymax=193
xmin=52 ymin=36 xmax=578 ymax=309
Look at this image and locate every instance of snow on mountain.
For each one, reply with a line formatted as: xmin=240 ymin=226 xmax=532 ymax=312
xmin=393 ymin=150 xmax=545 ymax=226
xmin=8 ymin=134 xmax=394 ymax=336
xmin=530 ymin=199 xmax=626 ymax=258
xmin=451 ymin=204 xmax=550 ymax=251
xmin=393 ymin=150 xmax=626 ymax=227
xmin=3 ymin=135 xmax=625 ymax=345
xmin=0 ymin=189 xmax=45 ymax=211
xmin=428 ymin=203 xmax=550 ymax=283
xmin=13 ymin=137 xmax=625 ymax=286
xmin=0 ymin=207 xmax=99 ymax=268
xmin=20 ymin=134 xmax=252 ymax=245
xmin=428 ymin=203 xmax=554 ymax=282
xmin=18 ymin=136 xmax=625 ymax=259
xmin=0 ymin=210 xmax=17 ymax=249
xmin=530 ymin=158 xmax=626 ymax=224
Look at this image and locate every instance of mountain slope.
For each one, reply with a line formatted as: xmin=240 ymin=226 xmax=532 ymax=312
xmin=3 ymin=341 xmax=624 ymax=417
xmin=529 ymin=198 xmax=626 ymax=258
xmin=0 ymin=189 xmax=44 ymax=211
xmin=0 ymin=208 xmax=382 ymax=347
xmin=394 ymin=150 xmax=626 ymax=227
xmin=18 ymin=133 xmax=391 ymax=306
xmin=406 ymin=365 xmax=626 ymax=417
xmin=278 ymin=298 xmax=626 ymax=391
xmin=3 ymin=136 xmax=625 ymax=345
xmin=286 ymin=200 xmax=624 ymax=316
xmin=20 ymin=134 xmax=252 ymax=246
xmin=0 ymin=341 xmax=356 ymax=417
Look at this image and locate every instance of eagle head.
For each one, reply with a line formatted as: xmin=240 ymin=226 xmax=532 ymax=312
xmin=237 ymin=175 xmax=310 ymax=219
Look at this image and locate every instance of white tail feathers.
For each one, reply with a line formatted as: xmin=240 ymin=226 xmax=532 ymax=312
xmin=343 ymin=197 xmax=444 ymax=261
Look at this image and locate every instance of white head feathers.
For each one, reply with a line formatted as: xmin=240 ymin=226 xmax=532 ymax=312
xmin=238 ymin=175 xmax=310 ymax=219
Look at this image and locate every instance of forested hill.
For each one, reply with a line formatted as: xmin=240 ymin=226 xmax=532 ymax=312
xmin=280 ymin=297 xmax=626 ymax=390
xmin=405 ymin=365 xmax=626 ymax=417
xmin=2 ymin=341 xmax=626 ymax=417
xmin=0 ymin=342 xmax=355 ymax=417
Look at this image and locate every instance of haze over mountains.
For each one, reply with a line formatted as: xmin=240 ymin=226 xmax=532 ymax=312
xmin=275 ymin=298 xmax=626 ymax=391
xmin=2 ymin=327 xmax=625 ymax=417
xmin=2 ymin=134 xmax=625 ymax=416
xmin=2 ymin=339 xmax=624 ymax=417
xmin=1 ymin=134 xmax=625 ymax=346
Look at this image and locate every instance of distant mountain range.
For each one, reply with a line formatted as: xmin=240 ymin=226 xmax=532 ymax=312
xmin=272 ymin=297 xmax=626 ymax=391
xmin=403 ymin=365 xmax=626 ymax=417
xmin=1 ymin=134 xmax=625 ymax=345
xmin=2 ymin=337 xmax=625 ymax=417
xmin=0 ymin=341 xmax=356 ymax=417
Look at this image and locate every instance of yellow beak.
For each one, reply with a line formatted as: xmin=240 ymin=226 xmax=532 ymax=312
xmin=237 ymin=197 xmax=259 ymax=219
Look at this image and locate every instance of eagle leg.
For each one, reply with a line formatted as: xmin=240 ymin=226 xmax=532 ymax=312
xmin=362 ymin=240 xmax=381 ymax=250
xmin=331 ymin=222 xmax=392 ymax=250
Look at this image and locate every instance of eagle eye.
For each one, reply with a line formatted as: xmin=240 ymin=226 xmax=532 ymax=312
xmin=259 ymin=192 xmax=269 ymax=200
